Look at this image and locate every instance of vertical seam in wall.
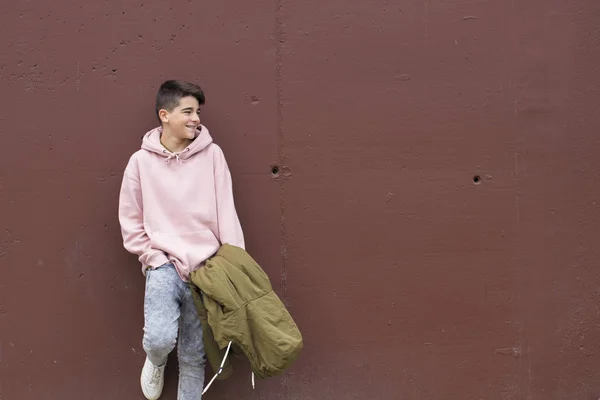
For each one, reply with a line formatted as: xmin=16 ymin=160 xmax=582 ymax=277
xmin=275 ymin=0 xmax=287 ymax=305
xmin=275 ymin=0 xmax=289 ymax=398
xmin=508 ymin=0 xmax=529 ymax=395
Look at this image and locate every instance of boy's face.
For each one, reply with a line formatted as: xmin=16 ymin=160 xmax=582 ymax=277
xmin=159 ymin=95 xmax=201 ymax=140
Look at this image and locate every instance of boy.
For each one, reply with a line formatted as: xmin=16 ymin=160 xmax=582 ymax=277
xmin=118 ymin=80 xmax=245 ymax=400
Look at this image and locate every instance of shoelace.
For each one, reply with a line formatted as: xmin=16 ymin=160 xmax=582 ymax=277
xmin=149 ymin=365 xmax=163 ymax=385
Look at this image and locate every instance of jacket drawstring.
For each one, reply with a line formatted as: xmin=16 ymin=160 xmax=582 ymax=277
xmin=202 ymin=341 xmax=232 ymax=394
xmin=202 ymin=341 xmax=256 ymax=394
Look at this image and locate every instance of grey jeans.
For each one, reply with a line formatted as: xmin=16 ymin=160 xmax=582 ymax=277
xmin=143 ymin=262 xmax=205 ymax=399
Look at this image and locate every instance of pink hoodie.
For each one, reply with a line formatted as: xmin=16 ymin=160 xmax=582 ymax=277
xmin=118 ymin=125 xmax=245 ymax=281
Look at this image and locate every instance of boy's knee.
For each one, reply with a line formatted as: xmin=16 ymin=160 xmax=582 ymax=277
xmin=178 ymin=351 xmax=205 ymax=369
xmin=178 ymin=342 xmax=205 ymax=367
xmin=143 ymin=329 xmax=177 ymax=356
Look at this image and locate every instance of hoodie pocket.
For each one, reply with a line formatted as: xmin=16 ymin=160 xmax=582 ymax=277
xmin=149 ymin=230 xmax=221 ymax=269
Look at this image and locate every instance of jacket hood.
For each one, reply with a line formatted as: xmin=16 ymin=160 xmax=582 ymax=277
xmin=141 ymin=124 xmax=213 ymax=163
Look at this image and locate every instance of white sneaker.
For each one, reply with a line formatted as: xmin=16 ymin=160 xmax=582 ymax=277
xmin=140 ymin=357 xmax=166 ymax=400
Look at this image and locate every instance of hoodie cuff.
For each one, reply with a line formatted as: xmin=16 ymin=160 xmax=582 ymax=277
xmin=143 ymin=250 xmax=170 ymax=269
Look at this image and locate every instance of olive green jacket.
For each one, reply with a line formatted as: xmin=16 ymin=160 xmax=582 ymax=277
xmin=189 ymin=244 xmax=303 ymax=380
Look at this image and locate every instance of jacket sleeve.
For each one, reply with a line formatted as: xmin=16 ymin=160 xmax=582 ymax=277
xmin=118 ymin=157 xmax=168 ymax=268
xmin=214 ymin=147 xmax=245 ymax=249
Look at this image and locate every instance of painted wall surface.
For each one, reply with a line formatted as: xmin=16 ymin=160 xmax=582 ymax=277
xmin=2 ymin=0 xmax=600 ymax=399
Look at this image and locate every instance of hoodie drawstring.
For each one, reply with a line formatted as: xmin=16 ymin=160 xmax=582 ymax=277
xmin=163 ymin=148 xmax=190 ymax=164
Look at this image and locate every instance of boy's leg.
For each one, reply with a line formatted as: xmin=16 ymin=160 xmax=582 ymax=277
xmin=143 ymin=263 xmax=182 ymax=367
xmin=176 ymin=284 xmax=206 ymax=400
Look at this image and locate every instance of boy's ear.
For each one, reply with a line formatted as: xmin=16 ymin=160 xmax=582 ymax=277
xmin=159 ymin=109 xmax=169 ymax=123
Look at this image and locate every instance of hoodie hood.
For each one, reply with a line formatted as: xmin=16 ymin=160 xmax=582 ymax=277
xmin=141 ymin=124 xmax=213 ymax=163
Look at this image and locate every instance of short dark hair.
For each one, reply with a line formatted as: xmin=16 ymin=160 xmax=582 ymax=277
xmin=155 ymin=80 xmax=205 ymax=119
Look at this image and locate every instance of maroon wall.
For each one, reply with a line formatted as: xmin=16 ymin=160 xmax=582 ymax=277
xmin=2 ymin=0 xmax=600 ymax=399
